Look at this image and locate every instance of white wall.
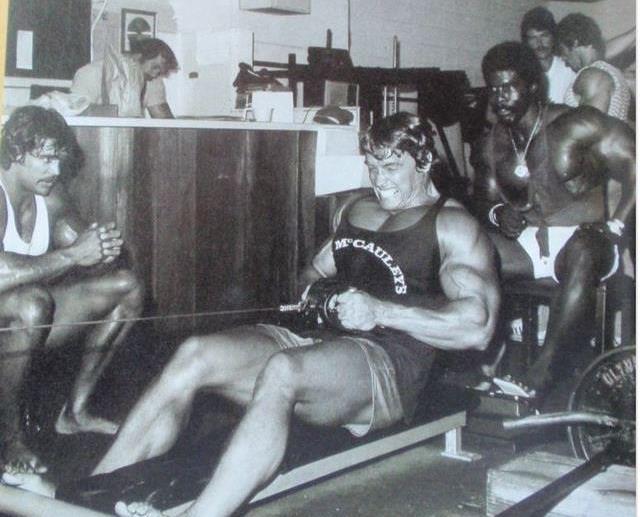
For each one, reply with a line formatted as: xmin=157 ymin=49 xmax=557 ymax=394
xmin=348 ymin=0 xmax=541 ymax=86
xmin=545 ymin=0 xmax=635 ymax=40
xmin=160 ymin=0 xmax=544 ymax=114
xmin=5 ymin=0 xmax=635 ymax=113
xmin=167 ymin=0 xmax=541 ymax=87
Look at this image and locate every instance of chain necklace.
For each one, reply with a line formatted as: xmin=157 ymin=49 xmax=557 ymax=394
xmin=508 ymin=105 xmax=544 ymax=179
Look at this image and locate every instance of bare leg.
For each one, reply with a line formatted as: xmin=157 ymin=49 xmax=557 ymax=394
xmin=47 ymin=269 xmax=143 ymax=435
xmin=525 ymin=233 xmax=610 ymax=394
xmin=0 ymin=286 xmax=53 ymax=471
xmin=93 ymin=326 xmax=282 ymax=474
xmin=187 ymin=339 xmax=373 ymax=517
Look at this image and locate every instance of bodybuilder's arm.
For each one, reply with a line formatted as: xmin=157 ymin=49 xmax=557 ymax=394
xmin=470 ymin=132 xmax=526 ymax=238
xmin=297 ymin=191 xmax=364 ymax=293
xmin=570 ymin=68 xmax=615 ymax=115
xmin=470 ymin=132 xmax=502 ymax=221
xmin=336 ymin=205 xmax=500 ymax=351
xmin=551 ymin=106 xmax=635 ymax=223
xmin=0 ymin=190 xmax=123 ymax=293
xmin=297 ymin=237 xmax=337 ymax=296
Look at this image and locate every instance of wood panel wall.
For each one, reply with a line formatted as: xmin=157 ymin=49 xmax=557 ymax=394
xmin=69 ymin=125 xmax=317 ymax=336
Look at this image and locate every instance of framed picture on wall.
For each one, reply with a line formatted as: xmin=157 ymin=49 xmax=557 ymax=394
xmin=121 ymin=8 xmax=156 ymax=53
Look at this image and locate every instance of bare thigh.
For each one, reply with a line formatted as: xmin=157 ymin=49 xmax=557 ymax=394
xmin=172 ymin=325 xmax=284 ymax=407
xmin=281 ymin=337 xmax=373 ymax=428
xmin=45 ymin=269 xmax=137 ymax=347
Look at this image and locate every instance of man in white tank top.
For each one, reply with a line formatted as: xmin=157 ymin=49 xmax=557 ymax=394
xmin=557 ymin=13 xmax=632 ymax=121
xmin=0 ymin=106 xmax=143 ymax=475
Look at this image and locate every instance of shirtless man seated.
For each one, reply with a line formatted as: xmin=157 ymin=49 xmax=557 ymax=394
xmin=10 ymin=112 xmax=500 ymax=516
xmin=473 ymin=42 xmax=635 ymax=401
xmin=0 ymin=106 xmax=143 ymax=475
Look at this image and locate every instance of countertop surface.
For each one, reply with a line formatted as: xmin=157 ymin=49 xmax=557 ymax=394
xmin=63 ymin=116 xmax=358 ymax=132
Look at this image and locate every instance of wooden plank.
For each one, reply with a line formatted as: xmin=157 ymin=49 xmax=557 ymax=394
xmin=147 ymin=128 xmax=198 ymax=333
xmin=194 ymin=129 xmax=252 ymax=317
xmin=487 ymin=451 xmax=636 ymax=517
xmin=69 ymin=126 xmax=319 ymax=333
xmin=0 ymin=485 xmax=111 ymax=517
xmin=163 ymin=411 xmax=467 ymax=516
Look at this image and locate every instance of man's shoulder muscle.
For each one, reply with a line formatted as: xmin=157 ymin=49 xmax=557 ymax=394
xmin=43 ymin=185 xmax=71 ymax=219
xmin=437 ymin=204 xmax=483 ymax=248
xmin=575 ymin=66 xmax=614 ymax=94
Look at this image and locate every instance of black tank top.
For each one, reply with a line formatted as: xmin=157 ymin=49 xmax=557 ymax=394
xmin=331 ymin=194 xmax=446 ymax=420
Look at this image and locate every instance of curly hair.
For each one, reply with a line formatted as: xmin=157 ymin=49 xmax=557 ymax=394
xmin=0 ymin=106 xmax=83 ymax=174
xmin=482 ymin=41 xmax=547 ymax=103
xmin=557 ymin=13 xmax=606 ymax=57
xmin=360 ymin=112 xmax=439 ymax=171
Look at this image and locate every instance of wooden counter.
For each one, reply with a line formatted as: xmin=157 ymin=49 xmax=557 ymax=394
xmin=65 ymin=118 xmax=355 ymax=333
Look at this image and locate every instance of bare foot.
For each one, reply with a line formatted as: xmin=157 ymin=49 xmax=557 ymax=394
xmin=2 ymin=439 xmax=48 ymax=475
xmin=1 ymin=469 xmax=55 ymax=497
xmin=115 ymin=501 xmax=166 ymax=516
xmin=54 ymin=403 xmax=119 ymax=435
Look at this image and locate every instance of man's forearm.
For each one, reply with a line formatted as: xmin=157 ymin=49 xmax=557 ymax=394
xmin=0 ymin=250 xmax=77 ymax=292
xmin=373 ymin=296 xmax=493 ymax=351
xmin=612 ymin=178 xmax=636 ymax=224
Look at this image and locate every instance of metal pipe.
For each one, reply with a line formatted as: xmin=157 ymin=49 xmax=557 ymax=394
xmin=382 ymin=86 xmax=388 ymax=117
xmin=392 ymin=36 xmax=399 ymax=115
xmin=504 ymin=411 xmax=621 ymax=430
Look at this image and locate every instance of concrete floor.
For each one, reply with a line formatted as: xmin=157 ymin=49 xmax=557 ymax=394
xmin=11 ymin=327 xmax=615 ymax=517
xmin=243 ymin=432 xmax=572 ymax=517
xmin=246 ymin=434 xmax=510 ymax=517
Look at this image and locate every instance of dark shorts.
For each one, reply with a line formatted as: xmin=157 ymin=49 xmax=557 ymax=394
xmin=255 ymin=324 xmax=405 ymax=436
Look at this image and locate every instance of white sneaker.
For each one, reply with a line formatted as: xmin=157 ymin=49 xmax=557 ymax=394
xmin=493 ymin=376 xmax=536 ymax=398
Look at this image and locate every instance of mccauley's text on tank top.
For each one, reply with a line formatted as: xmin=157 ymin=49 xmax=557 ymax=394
xmin=334 ymin=237 xmax=408 ymax=294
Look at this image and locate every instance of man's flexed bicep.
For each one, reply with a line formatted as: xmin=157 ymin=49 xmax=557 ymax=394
xmin=437 ymin=207 xmax=501 ymax=349
xmin=594 ymin=115 xmax=635 ymax=223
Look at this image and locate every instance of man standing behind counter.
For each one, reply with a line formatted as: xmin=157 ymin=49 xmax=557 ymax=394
xmin=71 ymin=38 xmax=178 ymax=118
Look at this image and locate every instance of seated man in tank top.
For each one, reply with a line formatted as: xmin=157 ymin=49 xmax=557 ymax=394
xmin=557 ymin=13 xmax=632 ymax=121
xmin=472 ymin=42 xmax=635 ymax=401
xmin=0 ymin=106 xmax=143 ymax=475
xmin=9 ymin=112 xmax=500 ymax=517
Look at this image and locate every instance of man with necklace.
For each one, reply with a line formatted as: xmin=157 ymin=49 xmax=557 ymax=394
xmin=473 ymin=42 xmax=635 ymax=402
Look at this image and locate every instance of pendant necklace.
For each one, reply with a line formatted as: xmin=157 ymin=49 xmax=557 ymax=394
xmin=508 ymin=105 xmax=543 ymax=179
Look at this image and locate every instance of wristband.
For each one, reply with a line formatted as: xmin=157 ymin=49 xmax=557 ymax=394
xmin=606 ymin=218 xmax=625 ymax=236
xmin=488 ymin=203 xmax=504 ymax=227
